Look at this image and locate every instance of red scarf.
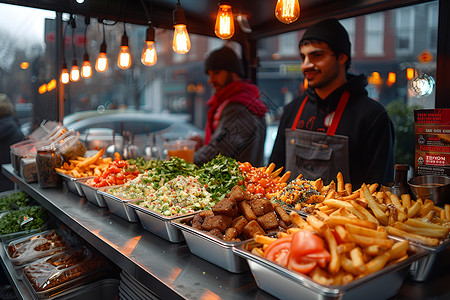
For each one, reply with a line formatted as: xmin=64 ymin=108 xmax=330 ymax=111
xmin=204 ymin=80 xmax=267 ymax=145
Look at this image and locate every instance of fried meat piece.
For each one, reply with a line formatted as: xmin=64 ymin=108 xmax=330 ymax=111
xmin=238 ymin=201 xmax=257 ymax=221
xmin=257 ymin=212 xmax=279 ymax=231
xmin=249 ymin=197 xmax=273 ymax=216
xmin=243 ymin=220 xmax=265 ymax=239
xmin=231 ymin=215 xmax=249 ymax=235
xmin=224 ymin=227 xmax=238 ymax=241
xmin=201 ymin=215 xmax=232 ymax=233
xmin=212 ymin=197 xmax=239 ymax=217
xmin=208 ymin=228 xmax=223 ymax=239
xmin=229 ymin=185 xmax=250 ymax=202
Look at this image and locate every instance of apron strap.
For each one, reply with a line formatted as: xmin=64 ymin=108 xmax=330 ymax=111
xmin=326 ymin=91 xmax=349 ymax=136
xmin=291 ymin=91 xmax=350 ymax=136
xmin=291 ymin=96 xmax=309 ymax=131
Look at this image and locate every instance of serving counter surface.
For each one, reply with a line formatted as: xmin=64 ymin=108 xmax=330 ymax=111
xmin=2 ymin=164 xmax=449 ymax=300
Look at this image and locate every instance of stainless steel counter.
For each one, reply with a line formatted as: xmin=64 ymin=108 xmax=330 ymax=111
xmin=2 ymin=164 xmax=450 ymax=300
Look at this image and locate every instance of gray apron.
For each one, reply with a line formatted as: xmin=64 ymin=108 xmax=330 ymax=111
xmin=285 ymin=91 xmax=351 ymax=184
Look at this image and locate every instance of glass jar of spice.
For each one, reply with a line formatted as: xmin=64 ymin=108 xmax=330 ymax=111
xmin=36 ymin=145 xmax=63 ymax=189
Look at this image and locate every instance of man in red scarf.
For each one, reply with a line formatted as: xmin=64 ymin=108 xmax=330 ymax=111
xmin=193 ymin=46 xmax=267 ymax=166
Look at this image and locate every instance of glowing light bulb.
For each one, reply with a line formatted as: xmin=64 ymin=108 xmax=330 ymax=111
xmin=275 ymin=0 xmax=300 ymax=24
xmin=406 ymin=68 xmax=416 ymax=80
xmin=215 ymin=3 xmax=234 ymax=39
xmin=141 ymin=24 xmax=157 ymax=66
xmin=141 ymin=41 xmax=157 ymax=66
xmin=81 ymin=53 xmax=92 ymax=78
xmin=118 ymin=33 xmax=131 ymax=69
xmin=70 ymin=60 xmax=80 ymax=82
xmin=60 ymin=63 xmax=69 ymax=84
xmin=172 ymin=1 xmax=191 ymax=54
xmin=95 ymin=42 xmax=108 ymax=72
xmin=387 ymin=72 xmax=396 ymax=86
xmin=173 ymin=24 xmax=191 ymax=54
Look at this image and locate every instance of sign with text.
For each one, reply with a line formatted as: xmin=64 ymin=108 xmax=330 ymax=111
xmin=414 ymin=109 xmax=450 ymax=176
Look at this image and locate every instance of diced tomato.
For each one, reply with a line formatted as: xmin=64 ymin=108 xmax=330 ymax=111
xmin=258 ymin=178 xmax=270 ymax=188
xmin=255 ymin=185 xmax=265 ymax=194
xmin=246 ymin=183 xmax=256 ymax=193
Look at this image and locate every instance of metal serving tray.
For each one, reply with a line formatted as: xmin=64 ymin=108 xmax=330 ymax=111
xmin=56 ymin=278 xmax=119 ymax=300
xmin=98 ymin=188 xmax=139 ymax=222
xmin=120 ymin=271 xmax=158 ymax=300
xmin=77 ymin=178 xmax=108 ymax=207
xmin=172 ymin=215 xmax=249 ymax=273
xmin=127 ymin=200 xmax=197 ymax=242
xmin=408 ymin=238 xmax=450 ymax=282
xmin=232 ymin=237 xmax=427 ymax=300
xmin=21 ymin=248 xmax=109 ymax=299
xmin=57 ymin=172 xmax=93 ymax=197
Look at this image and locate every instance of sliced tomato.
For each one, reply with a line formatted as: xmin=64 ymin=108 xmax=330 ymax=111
xmin=264 ymin=236 xmax=292 ymax=267
xmin=304 ymin=249 xmax=331 ymax=268
xmin=287 ymin=256 xmax=317 ymax=274
xmin=290 ymin=230 xmax=325 ymax=257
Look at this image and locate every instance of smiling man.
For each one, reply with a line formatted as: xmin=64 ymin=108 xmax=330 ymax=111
xmin=269 ymin=18 xmax=395 ymax=188
xmin=194 ymin=46 xmax=267 ymax=166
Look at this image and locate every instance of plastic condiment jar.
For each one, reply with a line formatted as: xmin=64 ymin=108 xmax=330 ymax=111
xmin=55 ymin=130 xmax=86 ymax=162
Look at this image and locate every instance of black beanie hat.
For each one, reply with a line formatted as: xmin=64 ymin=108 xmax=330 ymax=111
xmin=205 ymin=47 xmax=244 ymax=77
xmin=300 ymin=18 xmax=351 ymax=58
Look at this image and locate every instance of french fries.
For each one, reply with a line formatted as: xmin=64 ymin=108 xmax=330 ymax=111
xmin=290 ymin=172 xmax=450 ymax=247
xmin=55 ymin=149 xmax=112 ymax=178
xmin=252 ymin=211 xmax=411 ymax=285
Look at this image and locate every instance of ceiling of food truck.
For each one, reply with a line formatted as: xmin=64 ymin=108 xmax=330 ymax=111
xmin=2 ymin=0 xmax=428 ymax=39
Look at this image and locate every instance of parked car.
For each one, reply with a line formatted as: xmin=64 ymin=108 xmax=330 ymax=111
xmin=66 ymin=112 xmax=203 ymax=152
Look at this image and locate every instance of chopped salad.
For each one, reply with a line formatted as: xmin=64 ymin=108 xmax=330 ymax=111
xmin=137 ymin=175 xmax=213 ymax=216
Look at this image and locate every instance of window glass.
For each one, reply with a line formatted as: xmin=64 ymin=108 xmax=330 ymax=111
xmin=0 ymin=1 xmax=439 ymax=167
xmin=365 ymin=13 xmax=385 ymax=56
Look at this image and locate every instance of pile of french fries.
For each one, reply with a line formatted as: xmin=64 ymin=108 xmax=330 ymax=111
xmin=55 ymin=149 xmax=112 ymax=178
xmin=293 ymin=172 xmax=449 ymax=247
xmin=253 ymin=211 xmax=411 ymax=285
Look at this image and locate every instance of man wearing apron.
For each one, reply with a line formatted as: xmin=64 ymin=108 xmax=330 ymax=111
xmin=269 ymin=18 xmax=395 ymax=188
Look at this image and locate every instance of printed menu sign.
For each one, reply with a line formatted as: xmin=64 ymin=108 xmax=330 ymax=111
xmin=414 ymin=109 xmax=450 ymax=176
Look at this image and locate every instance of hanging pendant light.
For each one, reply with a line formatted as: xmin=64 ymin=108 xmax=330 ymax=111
xmin=81 ymin=17 xmax=92 ymax=78
xmin=215 ymin=0 xmax=235 ymax=39
xmin=118 ymin=25 xmax=132 ymax=69
xmin=275 ymin=0 xmax=300 ymax=24
xmin=60 ymin=62 xmax=69 ymax=84
xmin=141 ymin=23 xmax=157 ymax=66
xmin=172 ymin=0 xmax=191 ymax=54
xmin=95 ymin=22 xmax=108 ymax=72
xmin=70 ymin=60 xmax=80 ymax=81
xmin=81 ymin=53 xmax=92 ymax=78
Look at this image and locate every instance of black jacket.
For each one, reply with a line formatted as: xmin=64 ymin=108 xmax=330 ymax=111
xmin=270 ymin=74 xmax=395 ymax=188
xmin=195 ymin=102 xmax=266 ymax=167
xmin=0 ymin=115 xmax=25 ymax=191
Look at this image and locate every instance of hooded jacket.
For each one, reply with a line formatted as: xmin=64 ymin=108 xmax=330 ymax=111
xmin=195 ymin=80 xmax=267 ymax=166
xmin=270 ymin=74 xmax=395 ymax=187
